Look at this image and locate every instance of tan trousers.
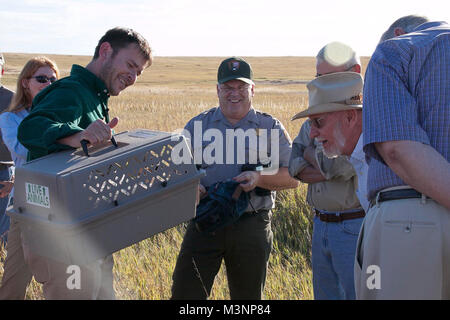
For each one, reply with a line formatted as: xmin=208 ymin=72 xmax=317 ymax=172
xmin=0 ymin=218 xmax=33 ymax=299
xmin=355 ymin=197 xmax=450 ymax=299
xmin=0 ymin=218 xmax=115 ymax=300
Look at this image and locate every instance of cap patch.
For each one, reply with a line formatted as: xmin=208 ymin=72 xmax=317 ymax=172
xmin=229 ymin=60 xmax=240 ymax=71
xmin=345 ymin=93 xmax=363 ymax=105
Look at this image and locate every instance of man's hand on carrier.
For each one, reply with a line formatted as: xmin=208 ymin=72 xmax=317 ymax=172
xmin=57 ymin=117 xmax=119 ymax=148
xmin=80 ymin=117 xmax=119 ymax=145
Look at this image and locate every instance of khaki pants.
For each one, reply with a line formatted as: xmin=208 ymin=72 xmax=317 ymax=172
xmin=0 ymin=218 xmax=33 ymax=299
xmin=0 ymin=218 xmax=115 ymax=300
xmin=355 ymin=197 xmax=450 ymax=299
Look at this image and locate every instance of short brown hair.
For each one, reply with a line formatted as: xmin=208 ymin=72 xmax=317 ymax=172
xmin=93 ymin=27 xmax=152 ymax=66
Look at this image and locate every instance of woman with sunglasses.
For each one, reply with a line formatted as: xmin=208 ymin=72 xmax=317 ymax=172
xmin=0 ymin=57 xmax=59 ymax=231
xmin=0 ymin=56 xmax=59 ymax=169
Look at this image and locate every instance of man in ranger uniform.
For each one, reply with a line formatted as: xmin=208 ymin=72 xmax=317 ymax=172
xmin=171 ymin=57 xmax=298 ymax=300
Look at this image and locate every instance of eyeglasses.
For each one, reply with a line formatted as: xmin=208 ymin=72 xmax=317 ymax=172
xmin=31 ymin=75 xmax=57 ymax=84
xmin=310 ymin=116 xmax=326 ymax=129
xmin=219 ymin=84 xmax=251 ymax=94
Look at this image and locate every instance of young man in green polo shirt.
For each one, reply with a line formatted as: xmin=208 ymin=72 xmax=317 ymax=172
xmin=18 ymin=28 xmax=152 ymax=160
xmin=0 ymin=27 xmax=152 ymax=300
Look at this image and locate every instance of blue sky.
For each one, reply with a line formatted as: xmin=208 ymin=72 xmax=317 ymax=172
xmin=0 ymin=0 xmax=447 ymax=57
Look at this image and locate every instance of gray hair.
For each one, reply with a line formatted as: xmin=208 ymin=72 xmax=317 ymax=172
xmin=316 ymin=41 xmax=360 ymax=70
xmin=380 ymin=15 xmax=429 ymax=42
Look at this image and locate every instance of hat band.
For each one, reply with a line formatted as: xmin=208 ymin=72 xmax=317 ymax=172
xmin=331 ymin=94 xmax=362 ymax=106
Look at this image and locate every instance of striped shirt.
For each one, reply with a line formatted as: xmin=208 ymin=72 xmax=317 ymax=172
xmin=363 ymin=21 xmax=450 ymax=200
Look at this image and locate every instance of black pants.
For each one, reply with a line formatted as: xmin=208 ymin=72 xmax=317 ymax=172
xmin=171 ymin=210 xmax=273 ymax=300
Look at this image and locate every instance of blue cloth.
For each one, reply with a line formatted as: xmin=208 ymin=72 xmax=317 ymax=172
xmin=0 ymin=108 xmax=29 ymax=202
xmin=194 ymin=180 xmax=249 ymax=233
xmin=312 ymin=215 xmax=363 ymax=300
xmin=0 ymin=166 xmax=12 ymax=245
xmin=0 ymin=108 xmax=29 ymax=168
xmin=363 ymin=21 xmax=450 ymax=200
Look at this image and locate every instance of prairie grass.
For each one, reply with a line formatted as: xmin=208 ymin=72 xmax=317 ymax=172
xmin=0 ymin=53 xmax=370 ymax=300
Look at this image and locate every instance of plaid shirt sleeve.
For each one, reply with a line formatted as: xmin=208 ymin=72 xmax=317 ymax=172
xmin=362 ymin=40 xmax=431 ymax=162
xmin=362 ymin=22 xmax=449 ymax=199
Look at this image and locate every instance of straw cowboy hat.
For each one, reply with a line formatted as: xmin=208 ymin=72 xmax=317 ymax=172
xmin=291 ymin=71 xmax=363 ymax=120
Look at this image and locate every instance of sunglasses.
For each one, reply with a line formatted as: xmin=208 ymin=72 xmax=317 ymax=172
xmin=32 ymin=75 xmax=57 ymax=84
xmin=311 ymin=116 xmax=326 ymax=129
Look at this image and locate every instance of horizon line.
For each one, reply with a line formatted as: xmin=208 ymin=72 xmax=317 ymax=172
xmin=2 ymin=52 xmax=372 ymax=59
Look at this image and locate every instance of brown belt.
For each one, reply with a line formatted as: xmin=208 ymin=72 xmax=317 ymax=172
xmin=315 ymin=209 xmax=365 ymax=223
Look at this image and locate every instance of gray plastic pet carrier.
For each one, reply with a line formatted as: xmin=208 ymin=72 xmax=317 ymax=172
xmin=9 ymin=129 xmax=201 ymax=265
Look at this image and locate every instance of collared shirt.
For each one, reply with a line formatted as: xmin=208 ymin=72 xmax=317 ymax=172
xmin=363 ymin=21 xmax=450 ymax=200
xmin=0 ymin=85 xmax=14 ymax=164
xmin=0 ymin=108 xmax=29 ymax=168
xmin=348 ymin=134 xmax=369 ymax=212
xmin=289 ymin=120 xmax=362 ymax=212
xmin=18 ymin=64 xmax=110 ymax=161
xmin=184 ymin=106 xmax=292 ymax=211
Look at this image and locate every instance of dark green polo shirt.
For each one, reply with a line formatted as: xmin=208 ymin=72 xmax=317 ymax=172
xmin=18 ymin=65 xmax=110 ymax=161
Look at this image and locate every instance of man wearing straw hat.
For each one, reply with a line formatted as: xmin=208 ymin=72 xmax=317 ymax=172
xmin=289 ymin=42 xmax=366 ymax=300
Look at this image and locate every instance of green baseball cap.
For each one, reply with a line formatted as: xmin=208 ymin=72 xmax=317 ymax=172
xmin=217 ymin=57 xmax=254 ymax=85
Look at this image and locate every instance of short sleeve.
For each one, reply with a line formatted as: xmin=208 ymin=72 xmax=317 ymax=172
xmin=363 ymin=41 xmax=430 ymax=162
xmin=272 ymin=118 xmax=292 ymax=168
xmin=289 ymin=120 xmax=312 ymax=178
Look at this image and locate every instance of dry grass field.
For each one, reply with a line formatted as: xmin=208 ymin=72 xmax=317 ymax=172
xmin=0 ymin=53 xmax=370 ymax=300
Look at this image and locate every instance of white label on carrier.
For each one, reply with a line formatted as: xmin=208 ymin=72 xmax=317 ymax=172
xmin=25 ymin=183 xmax=51 ymax=208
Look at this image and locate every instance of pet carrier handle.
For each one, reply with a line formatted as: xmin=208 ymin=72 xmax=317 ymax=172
xmin=80 ymin=137 xmax=118 ymax=157
xmin=110 ymin=136 xmax=118 ymax=148
xmin=80 ymin=139 xmax=90 ymax=157
xmin=102 ymin=106 xmax=119 ymax=149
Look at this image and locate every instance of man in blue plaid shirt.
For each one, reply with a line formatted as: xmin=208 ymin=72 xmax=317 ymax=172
xmin=355 ymin=15 xmax=450 ymax=299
